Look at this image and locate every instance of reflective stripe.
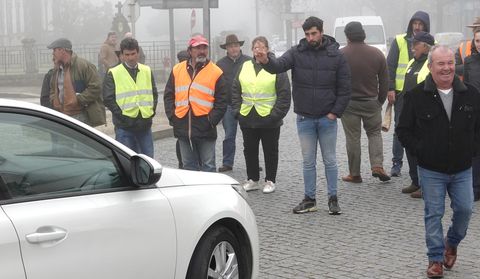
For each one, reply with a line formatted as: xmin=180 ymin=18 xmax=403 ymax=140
xmin=119 ymin=100 xmax=154 ymax=110
xmin=175 ymin=85 xmax=189 ymax=93
xmin=190 ymin=82 xmax=214 ymax=96
xmin=175 ymin=100 xmax=189 ymax=107
xmin=190 ymin=96 xmax=214 ymax=108
xmin=242 ymin=92 xmax=276 ymax=99
xmin=116 ymin=89 xmax=153 ymax=99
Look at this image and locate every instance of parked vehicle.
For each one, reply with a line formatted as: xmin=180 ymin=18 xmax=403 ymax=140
xmin=0 ymin=99 xmax=259 ymax=279
xmin=333 ymin=16 xmax=388 ymax=56
xmin=435 ymin=32 xmax=464 ymax=50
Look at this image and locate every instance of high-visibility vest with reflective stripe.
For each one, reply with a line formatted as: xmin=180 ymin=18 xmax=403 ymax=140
xmin=110 ymin=63 xmax=154 ymax=118
xmin=239 ymin=60 xmax=277 ymax=117
xmin=394 ymin=34 xmax=411 ymax=92
xmin=172 ymin=61 xmax=223 ymax=118
xmin=406 ymin=58 xmax=429 ymax=85
xmin=459 ymin=40 xmax=472 ymax=63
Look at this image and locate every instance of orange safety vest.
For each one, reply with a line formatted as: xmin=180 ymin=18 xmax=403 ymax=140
xmin=459 ymin=40 xmax=472 ymax=63
xmin=172 ymin=61 xmax=223 ymax=118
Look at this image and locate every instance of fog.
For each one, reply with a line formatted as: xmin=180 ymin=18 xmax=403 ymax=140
xmin=1 ymin=0 xmax=478 ymax=54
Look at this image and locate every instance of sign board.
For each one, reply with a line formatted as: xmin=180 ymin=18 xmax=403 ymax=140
xmin=122 ymin=0 xmax=141 ymax=22
xmin=138 ymin=0 xmax=218 ymax=9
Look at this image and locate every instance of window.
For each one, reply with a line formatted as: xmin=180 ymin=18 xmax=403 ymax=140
xmin=0 ymin=112 xmax=125 ymax=200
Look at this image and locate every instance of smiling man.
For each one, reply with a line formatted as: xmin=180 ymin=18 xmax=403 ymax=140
xmin=255 ymin=16 xmax=351 ymax=215
xmin=396 ymin=45 xmax=480 ymax=278
xmin=103 ymin=37 xmax=158 ymax=158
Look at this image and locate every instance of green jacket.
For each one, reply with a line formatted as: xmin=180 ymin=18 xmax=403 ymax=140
xmin=50 ymin=54 xmax=106 ymax=127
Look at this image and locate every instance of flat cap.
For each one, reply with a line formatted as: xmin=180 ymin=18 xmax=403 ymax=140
xmin=47 ymin=38 xmax=72 ymax=50
xmin=413 ymin=31 xmax=435 ymax=46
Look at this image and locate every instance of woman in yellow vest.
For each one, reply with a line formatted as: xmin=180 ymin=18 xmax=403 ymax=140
xmin=231 ymin=36 xmax=291 ymax=193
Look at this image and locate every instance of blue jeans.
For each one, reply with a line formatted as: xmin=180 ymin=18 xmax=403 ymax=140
xmin=178 ymin=138 xmax=216 ymax=172
xmin=418 ymin=166 xmax=473 ymax=262
xmin=115 ymin=127 xmax=154 ymax=158
xmin=296 ymin=115 xmax=338 ymax=199
xmin=221 ymin=106 xmax=238 ymax=167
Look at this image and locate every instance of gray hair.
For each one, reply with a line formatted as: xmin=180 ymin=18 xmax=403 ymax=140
xmin=427 ymin=44 xmax=453 ymax=65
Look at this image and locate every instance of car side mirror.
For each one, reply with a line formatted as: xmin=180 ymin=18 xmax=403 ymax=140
xmin=131 ymin=154 xmax=162 ymax=186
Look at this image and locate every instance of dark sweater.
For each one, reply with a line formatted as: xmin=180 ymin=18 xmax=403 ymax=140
xmin=341 ymin=42 xmax=388 ymax=104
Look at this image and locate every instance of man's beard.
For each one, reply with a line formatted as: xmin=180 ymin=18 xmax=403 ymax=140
xmin=308 ymin=40 xmax=320 ymax=48
xmin=196 ymin=56 xmax=207 ymax=63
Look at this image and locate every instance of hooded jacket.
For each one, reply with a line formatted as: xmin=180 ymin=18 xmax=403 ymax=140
xmin=387 ymin=11 xmax=430 ymax=91
xmin=262 ymin=35 xmax=351 ymax=118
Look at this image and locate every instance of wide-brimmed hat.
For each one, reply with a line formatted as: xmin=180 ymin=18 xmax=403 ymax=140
xmin=220 ymin=34 xmax=244 ymax=49
xmin=466 ymin=17 xmax=480 ymax=28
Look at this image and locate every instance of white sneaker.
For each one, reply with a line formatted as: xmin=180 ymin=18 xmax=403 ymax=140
xmin=263 ymin=180 xmax=276 ymax=193
xmin=242 ymin=179 xmax=260 ymax=191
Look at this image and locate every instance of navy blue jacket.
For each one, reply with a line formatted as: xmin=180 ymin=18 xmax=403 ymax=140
xmin=262 ymin=35 xmax=351 ymax=118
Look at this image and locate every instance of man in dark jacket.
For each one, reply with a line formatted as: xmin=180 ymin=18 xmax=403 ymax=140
xmin=340 ymin=21 xmax=390 ymax=184
xmin=164 ymin=35 xmax=228 ymax=172
xmin=396 ymin=45 xmax=480 ymax=278
xmin=387 ymin=11 xmax=430 ymax=177
xmin=216 ymin=34 xmax=251 ymax=173
xmin=256 ymin=16 xmax=351 ymax=215
xmin=103 ymin=38 xmax=158 ymax=158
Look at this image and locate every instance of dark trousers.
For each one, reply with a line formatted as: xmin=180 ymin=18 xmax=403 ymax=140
xmin=405 ymin=149 xmax=419 ymax=186
xmin=473 ymin=156 xmax=480 ymax=201
xmin=241 ymin=127 xmax=280 ymax=183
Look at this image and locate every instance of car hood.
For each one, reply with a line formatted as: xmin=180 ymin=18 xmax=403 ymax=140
xmin=157 ymin=167 xmax=239 ymax=187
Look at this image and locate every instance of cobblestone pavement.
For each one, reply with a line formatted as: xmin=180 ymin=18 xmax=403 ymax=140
xmin=154 ymin=109 xmax=480 ymax=279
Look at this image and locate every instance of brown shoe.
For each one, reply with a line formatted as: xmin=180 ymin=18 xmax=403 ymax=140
xmin=427 ymin=261 xmax=444 ymax=278
xmin=341 ymin=174 xmax=362 ymax=183
xmin=402 ymin=183 xmax=420 ymax=193
xmin=371 ymin=167 xmax=391 ymax=181
xmin=410 ymin=188 xmax=423 ymax=198
xmin=444 ymin=241 xmax=457 ymax=270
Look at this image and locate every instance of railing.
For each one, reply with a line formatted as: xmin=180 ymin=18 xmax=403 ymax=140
xmin=0 ymin=40 xmax=188 ymax=76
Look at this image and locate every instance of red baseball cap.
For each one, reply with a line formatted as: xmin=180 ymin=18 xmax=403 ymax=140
xmin=188 ymin=35 xmax=209 ymax=47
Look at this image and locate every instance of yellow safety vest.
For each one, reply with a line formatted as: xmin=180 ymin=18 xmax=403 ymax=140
xmin=110 ymin=63 xmax=154 ymax=118
xmin=394 ymin=34 xmax=411 ymax=92
xmin=239 ymin=60 xmax=276 ymax=117
xmin=406 ymin=58 xmax=430 ymax=85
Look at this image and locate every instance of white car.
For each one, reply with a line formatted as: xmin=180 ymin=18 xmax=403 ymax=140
xmin=0 ymin=99 xmax=259 ymax=279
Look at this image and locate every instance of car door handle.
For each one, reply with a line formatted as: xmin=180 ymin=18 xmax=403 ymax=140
xmin=25 ymin=226 xmax=68 ymax=244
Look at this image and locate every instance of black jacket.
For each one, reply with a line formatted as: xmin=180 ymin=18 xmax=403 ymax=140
xmin=216 ymin=53 xmax=252 ymax=105
xmin=163 ymin=60 xmax=228 ymax=140
xmin=231 ymin=59 xmax=291 ymax=128
xmin=262 ymin=35 xmax=350 ymax=118
xmin=387 ymin=11 xmax=430 ymax=91
xmin=464 ymin=53 xmax=480 ymax=92
xmin=103 ymin=63 xmax=158 ymax=131
xmin=396 ymin=75 xmax=480 ymax=174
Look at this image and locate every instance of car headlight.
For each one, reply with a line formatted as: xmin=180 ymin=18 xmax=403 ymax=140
xmin=231 ymin=183 xmax=250 ymax=203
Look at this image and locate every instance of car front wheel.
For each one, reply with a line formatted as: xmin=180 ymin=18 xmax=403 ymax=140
xmin=186 ymin=225 xmax=250 ymax=279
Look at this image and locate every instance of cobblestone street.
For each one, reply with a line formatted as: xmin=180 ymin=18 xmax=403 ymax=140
xmin=154 ymin=109 xmax=480 ymax=279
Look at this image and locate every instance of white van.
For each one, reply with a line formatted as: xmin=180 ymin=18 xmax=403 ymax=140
xmin=333 ymin=16 xmax=387 ymax=56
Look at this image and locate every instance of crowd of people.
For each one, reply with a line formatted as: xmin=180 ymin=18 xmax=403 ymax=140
xmin=40 ymin=12 xmax=480 ymax=279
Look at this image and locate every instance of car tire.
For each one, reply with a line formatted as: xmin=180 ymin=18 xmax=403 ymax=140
xmin=186 ymin=224 xmax=251 ymax=279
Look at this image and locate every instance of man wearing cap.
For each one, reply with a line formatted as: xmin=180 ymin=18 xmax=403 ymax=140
xmin=340 ymin=21 xmax=390 ymax=185
xmin=399 ymin=31 xmax=435 ymax=198
xmin=164 ymin=35 xmax=228 ymax=172
xmin=387 ymin=11 xmax=431 ymax=177
xmin=48 ymin=38 xmax=106 ymax=127
xmin=216 ymin=34 xmax=252 ymax=172
xmin=103 ymin=37 xmax=158 ymax=158
xmin=98 ymin=32 xmax=119 ymax=78
xmin=396 ymin=44 xmax=480 ymax=278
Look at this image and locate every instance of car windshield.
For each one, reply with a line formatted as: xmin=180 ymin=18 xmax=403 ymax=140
xmin=335 ymin=25 xmax=385 ymax=45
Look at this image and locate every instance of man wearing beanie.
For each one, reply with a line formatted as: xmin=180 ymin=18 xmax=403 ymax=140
xmin=399 ymin=31 xmax=435 ymax=198
xmin=340 ymin=21 xmax=390 ymax=184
